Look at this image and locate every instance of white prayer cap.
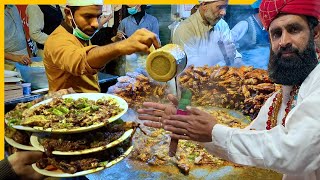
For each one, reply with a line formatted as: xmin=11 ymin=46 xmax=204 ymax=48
xmin=66 ymin=0 xmax=103 ymax=6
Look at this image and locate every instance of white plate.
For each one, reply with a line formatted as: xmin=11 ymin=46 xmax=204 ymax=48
xmin=32 ymin=146 xmax=133 ymax=178
xmin=5 ymin=70 xmax=19 ymax=77
xmin=5 ymin=77 xmax=22 ymax=83
xmin=30 ymin=129 xmax=134 ymax=155
xmin=4 ymin=121 xmax=41 ymax=132
xmin=5 ymin=136 xmax=38 ymax=151
xmin=31 ymin=88 xmax=49 ymax=94
xmin=7 ymin=93 xmax=128 ymax=134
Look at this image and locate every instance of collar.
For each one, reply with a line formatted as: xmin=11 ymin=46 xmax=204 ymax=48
xmin=61 ymin=21 xmax=90 ymax=45
xmin=61 ymin=21 xmax=73 ymax=34
xmin=129 ymin=12 xmax=147 ymax=25
xmin=195 ymin=10 xmax=213 ymax=29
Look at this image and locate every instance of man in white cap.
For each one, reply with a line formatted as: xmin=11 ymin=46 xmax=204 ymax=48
xmin=44 ymin=0 xmax=160 ymax=93
xmin=173 ymin=0 xmax=243 ymax=67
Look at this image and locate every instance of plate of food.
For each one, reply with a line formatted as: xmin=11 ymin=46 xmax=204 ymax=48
xmin=32 ymin=141 xmax=133 ymax=178
xmin=30 ymin=128 xmax=134 ymax=155
xmin=7 ymin=93 xmax=128 ymax=133
xmin=5 ymin=126 xmax=38 ymax=151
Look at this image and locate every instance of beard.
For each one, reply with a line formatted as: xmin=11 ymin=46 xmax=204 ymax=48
xmin=204 ymin=10 xmax=220 ymax=26
xmin=268 ymin=35 xmax=318 ymax=85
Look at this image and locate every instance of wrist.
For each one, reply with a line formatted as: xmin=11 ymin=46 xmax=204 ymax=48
xmin=116 ymin=40 xmax=130 ymax=55
xmin=5 ymin=157 xmax=20 ymax=178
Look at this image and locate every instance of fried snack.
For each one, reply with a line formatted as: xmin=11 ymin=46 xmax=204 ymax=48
xmin=108 ymin=72 xmax=168 ymax=109
xmin=36 ymin=140 xmax=131 ymax=174
xmin=178 ymin=65 xmax=278 ymax=120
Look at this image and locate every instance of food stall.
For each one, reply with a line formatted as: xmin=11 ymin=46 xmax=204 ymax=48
xmin=4 ymin=3 xmax=284 ymax=180
xmin=5 ymin=63 xmax=282 ymax=179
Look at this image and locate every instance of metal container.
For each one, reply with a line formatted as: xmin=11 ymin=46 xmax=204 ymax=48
xmin=146 ymin=44 xmax=187 ymax=82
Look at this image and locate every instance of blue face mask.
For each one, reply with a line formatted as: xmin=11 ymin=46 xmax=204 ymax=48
xmin=69 ymin=11 xmax=99 ymax=41
xmin=127 ymin=6 xmax=138 ymax=15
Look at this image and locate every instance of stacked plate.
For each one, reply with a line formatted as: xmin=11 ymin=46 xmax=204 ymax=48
xmin=5 ymin=93 xmax=133 ymax=177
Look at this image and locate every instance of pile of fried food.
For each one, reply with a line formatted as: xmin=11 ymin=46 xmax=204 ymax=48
xmin=178 ymin=65 xmax=280 ymax=119
xmin=130 ymin=108 xmax=247 ymax=175
xmin=108 ymin=71 xmax=167 ymax=109
xmin=36 ymin=140 xmax=131 ymax=174
xmin=5 ymin=89 xmax=76 ymax=153
xmin=5 ymin=88 xmax=75 ymax=126
xmin=35 ymin=120 xmax=138 ymax=174
xmin=4 ymin=88 xmax=136 ymax=176
xmin=7 ymin=96 xmax=123 ymax=130
xmin=38 ymin=121 xmax=138 ymax=154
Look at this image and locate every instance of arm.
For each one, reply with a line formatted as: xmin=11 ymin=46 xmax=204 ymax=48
xmin=0 ymin=151 xmax=45 ymax=180
xmin=156 ymin=88 xmax=320 ymax=174
xmin=46 ymin=28 xmax=159 ymax=73
xmin=26 ymin=5 xmax=48 ymax=45
xmin=231 ymin=20 xmax=249 ymax=42
xmin=87 ymin=28 xmax=160 ymax=69
xmin=0 ymin=158 xmax=19 ymax=180
xmin=5 ymin=52 xmax=31 ymax=65
xmin=204 ymin=91 xmax=320 ymax=174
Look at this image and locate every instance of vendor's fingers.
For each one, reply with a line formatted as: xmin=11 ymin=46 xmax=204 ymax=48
xmin=137 ymin=109 xmax=164 ymax=117
xmin=163 ymin=125 xmax=188 ymax=135
xmin=170 ymin=133 xmax=191 ymax=141
xmin=167 ymin=94 xmax=178 ymax=106
xmin=169 ymin=114 xmax=193 ymax=122
xmin=186 ymin=106 xmax=203 ymax=115
xmin=143 ymin=121 xmax=163 ymax=129
xmin=24 ymin=166 xmax=46 ymax=180
xmin=16 ymin=151 xmax=43 ymax=164
xmin=138 ymin=115 xmax=163 ymax=123
xmin=137 ymin=28 xmax=160 ymax=49
xmin=26 ymin=57 xmax=32 ymax=64
xmin=142 ymin=102 xmax=167 ymax=111
xmin=163 ymin=119 xmax=188 ymax=129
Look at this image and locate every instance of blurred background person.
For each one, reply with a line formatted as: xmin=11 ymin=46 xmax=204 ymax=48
xmin=5 ymin=5 xmax=32 ymax=70
xmin=112 ymin=5 xmax=160 ymax=73
xmin=172 ymin=0 xmax=243 ymax=67
xmin=91 ymin=5 xmax=123 ymax=46
xmin=115 ymin=5 xmax=160 ymax=43
xmin=231 ymin=0 xmax=270 ymax=69
xmin=26 ymin=5 xmax=64 ymax=58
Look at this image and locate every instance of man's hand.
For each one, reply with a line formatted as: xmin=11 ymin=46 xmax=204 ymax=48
xmin=15 ymin=55 xmax=32 ymax=65
xmin=119 ymin=28 xmax=160 ymax=55
xmin=163 ymin=106 xmax=217 ymax=142
xmin=138 ymin=94 xmax=178 ymax=128
xmin=8 ymin=151 xmax=45 ymax=180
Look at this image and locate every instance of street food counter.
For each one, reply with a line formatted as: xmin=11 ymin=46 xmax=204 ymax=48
xmin=4 ymin=65 xmax=282 ymax=179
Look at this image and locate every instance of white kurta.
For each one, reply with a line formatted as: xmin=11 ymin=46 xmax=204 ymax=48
xmin=172 ymin=10 xmax=242 ymax=67
xmin=202 ymin=64 xmax=320 ymax=179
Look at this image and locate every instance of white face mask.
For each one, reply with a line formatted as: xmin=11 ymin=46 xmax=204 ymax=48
xmin=69 ymin=10 xmax=99 ymax=40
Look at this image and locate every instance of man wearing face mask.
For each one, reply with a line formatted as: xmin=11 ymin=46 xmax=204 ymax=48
xmin=43 ymin=0 xmax=160 ymax=93
xmin=115 ymin=5 xmax=160 ymax=43
xmin=173 ymin=0 xmax=243 ymax=67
